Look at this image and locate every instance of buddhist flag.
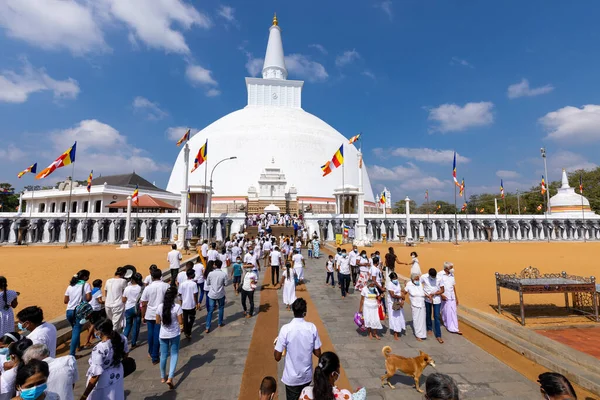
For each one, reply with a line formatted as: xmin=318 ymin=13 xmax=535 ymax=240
xmin=358 ymin=153 xmax=363 ymax=169
xmin=132 ymin=184 xmax=139 ymax=205
xmin=86 ymin=170 xmax=93 ymax=193
xmin=500 ymin=179 xmax=505 ymax=199
xmin=425 ymin=190 xmax=429 ymax=201
xmin=523 ymin=206 xmax=527 ymax=212
xmin=176 ymin=129 xmax=190 ymax=146
xmin=331 ymin=145 xmax=344 ymax=168
xmin=348 ymin=133 xmax=361 ymax=144
xmin=321 ymin=161 xmax=333 ymax=177
xmin=459 ymin=178 xmax=465 ymax=197
xmin=579 ymin=174 xmax=583 ymax=194
xmin=541 ymin=176 xmax=546 ymax=195
xmin=452 ymin=152 xmax=461 ymax=187
xmin=380 ymin=192 xmax=386 ymax=205
xmin=17 ymin=163 xmax=37 ymax=179
xmin=537 ymin=204 xmax=543 ymax=211
xmin=36 ymin=142 xmax=76 ymax=180
xmin=191 ymin=140 xmax=208 ymax=172
xmin=461 ymin=202 xmax=467 ymax=212
xmin=0 ymin=188 xmax=14 ymax=194
xmin=479 ymin=208 xmax=485 ymax=213
xmin=187 ymin=187 xmax=191 ymax=199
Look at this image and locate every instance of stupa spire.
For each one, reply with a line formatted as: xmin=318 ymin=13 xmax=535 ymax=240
xmin=262 ymin=13 xmax=287 ymax=80
xmin=561 ymin=168 xmax=569 ymax=189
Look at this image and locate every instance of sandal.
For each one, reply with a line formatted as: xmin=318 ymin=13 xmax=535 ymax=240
xmin=437 ymin=337 xmax=444 ymax=344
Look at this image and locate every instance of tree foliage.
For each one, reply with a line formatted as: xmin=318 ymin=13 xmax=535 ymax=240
xmin=0 ymin=183 xmax=19 ymax=213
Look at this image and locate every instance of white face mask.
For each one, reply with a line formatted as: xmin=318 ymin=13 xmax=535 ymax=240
xmin=449 ymin=268 xmax=455 ymax=275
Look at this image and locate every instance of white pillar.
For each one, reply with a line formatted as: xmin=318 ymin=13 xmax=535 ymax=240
xmin=405 ymin=196 xmax=412 ymax=239
xmin=354 ymin=150 xmax=367 ymax=243
xmin=120 ymin=196 xmax=132 ymax=249
xmin=177 ymin=143 xmax=190 ymax=249
xmin=494 ymin=198 xmax=499 ymax=217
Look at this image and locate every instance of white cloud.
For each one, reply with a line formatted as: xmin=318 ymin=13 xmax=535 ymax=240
xmin=285 ymin=54 xmax=328 ymax=82
xmin=132 ymin=96 xmax=168 ymax=120
xmin=539 ymin=104 xmax=600 ymax=142
xmin=206 ymin=88 xmax=221 ymax=97
xmin=0 ymin=144 xmax=26 ymax=162
xmin=549 ymin=150 xmax=597 ymax=176
xmin=335 ymin=49 xmax=360 ymax=67
xmin=309 ymin=44 xmax=327 ymax=55
xmin=375 ymin=1 xmax=393 ymax=19
xmin=48 ymin=119 xmax=167 ymax=176
xmin=428 ymin=102 xmax=494 ymax=133
xmin=217 ymin=5 xmax=236 ymax=23
xmin=496 ymin=170 xmax=520 ymax=179
xmin=507 ymin=79 xmax=554 ymax=99
xmin=103 ymin=0 xmax=211 ymax=54
xmin=370 ymin=163 xmax=448 ymax=195
xmin=245 ymin=55 xmax=263 ymax=77
xmin=362 ymin=70 xmax=376 ymax=80
xmin=185 ymin=63 xmax=220 ymax=96
xmin=0 ymin=58 xmax=80 ymax=103
xmin=450 ymin=57 xmax=474 ymax=68
xmin=0 ymin=0 xmax=107 ymax=55
xmin=166 ymin=126 xmax=198 ymax=141
xmin=373 ymin=148 xmax=470 ymax=164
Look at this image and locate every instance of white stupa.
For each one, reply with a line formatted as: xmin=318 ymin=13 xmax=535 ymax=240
xmin=166 ymin=14 xmax=375 ymax=209
xmin=549 ymin=169 xmax=593 ymax=216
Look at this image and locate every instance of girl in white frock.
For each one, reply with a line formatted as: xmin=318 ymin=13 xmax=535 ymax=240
xmin=359 ymin=280 xmax=383 ymax=340
xmin=386 ymin=272 xmax=406 ymax=340
xmin=281 ymin=263 xmax=297 ymax=311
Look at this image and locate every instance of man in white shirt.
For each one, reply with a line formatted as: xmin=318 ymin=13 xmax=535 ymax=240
xmin=205 ymin=260 xmax=228 ymax=333
xmin=348 ymin=245 xmax=360 ymax=286
xmin=302 ymin=229 xmax=308 ymax=246
xmin=207 ymin=242 xmax=219 ymax=262
xmin=200 ymin=240 xmax=209 ymax=262
xmin=193 ymin=260 xmax=206 ymax=307
xmin=141 ymin=268 xmax=170 ymax=363
xmin=244 ymin=246 xmax=261 ymax=271
xmin=291 ymin=249 xmax=306 ymax=283
xmin=231 ymin=242 xmax=242 ymax=262
xmin=439 ymin=262 xmax=461 ymax=335
xmin=167 ymin=244 xmax=183 ymax=283
xmin=16 ymin=306 xmax=57 ymax=357
xmin=270 ymin=246 xmax=282 ymax=287
xmin=176 ymin=261 xmax=193 ymax=286
xmin=241 ymin=266 xmax=258 ymax=317
xmin=274 ymin=298 xmax=322 ymax=400
xmin=262 ymin=239 xmax=272 ymax=263
xmin=23 ymin=344 xmax=78 ymax=400
xmin=105 ymin=267 xmax=127 ymax=332
xmin=420 ymin=268 xmax=445 ymax=344
xmin=178 ymin=269 xmax=199 ymax=339
xmin=337 ymin=249 xmax=351 ymax=298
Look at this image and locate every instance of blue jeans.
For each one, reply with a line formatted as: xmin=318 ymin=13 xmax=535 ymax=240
xmin=425 ymin=302 xmax=442 ymax=338
xmin=146 ymin=320 xmax=161 ymax=363
xmin=206 ymin=296 xmax=225 ymax=331
xmin=66 ymin=310 xmax=81 ymax=356
xmin=197 ymin=282 xmax=205 ymax=305
xmin=339 ymin=273 xmax=351 ymax=297
xmin=124 ymin=307 xmax=141 ymax=346
xmin=159 ymin=336 xmax=180 ymax=379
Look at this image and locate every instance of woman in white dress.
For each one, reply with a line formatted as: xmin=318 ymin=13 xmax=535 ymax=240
xmin=280 ymin=263 xmax=297 ymax=311
xmin=386 ymin=272 xmax=406 ymax=340
xmin=0 ymin=277 xmax=18 ymax=337
xmin=358 ymin=280 xmax=383 ymax=340
xmin=354 ymin=251 xmax=370 ymax=291
xmin=82 ymin=319 xmax=128 ymax=400
xmin=403 ymin=273 xmax=428 ymax=341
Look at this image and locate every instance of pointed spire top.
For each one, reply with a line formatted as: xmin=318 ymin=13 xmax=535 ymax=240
xmin=561 ymin=168 xmax=570 ymax=189
xmin=262 ymin=13 xmax=287 ymax=80
xmin=272 ymin=13 xmax=278 ymax=26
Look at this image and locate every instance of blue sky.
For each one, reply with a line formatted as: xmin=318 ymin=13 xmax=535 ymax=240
xmin=1 ymin=0 xmax=600 ymax=205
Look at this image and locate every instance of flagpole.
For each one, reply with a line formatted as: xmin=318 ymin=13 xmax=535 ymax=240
xmin=464 ymin=185 xmax=470 ymax=243
xmin=544 ymin=194 xmax=549 ymax=243
xmin=26 ymin=185 xmax=35 ymax=246
xmin=84 ymin=189 xmax=91 ymax=246
xmin=426 ymin=190 xmax=430 ymax=243
xmin=503 ymin=195 xmax=510 ymax=243
xmin=64 ymin=163 xmax=75 ymax=249
xmin=341 ymin=144 xmax=345 ymax=243
xmin=581 ymin=176 xmax=586 ymax=243
xmin=203 ymin=160 xmax=208 ymax=240
xmin=453 ymin=184 xmax=458 ymax=245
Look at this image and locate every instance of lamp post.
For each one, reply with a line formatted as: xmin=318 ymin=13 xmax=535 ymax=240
xmin=207 ymin=156 xmax=237 ymax=241
xmin=541 ymin=148 xmax=551 ymax=214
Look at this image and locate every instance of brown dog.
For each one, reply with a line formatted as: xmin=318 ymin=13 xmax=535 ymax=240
xmin=380 ymin=346 xmax=436 ymax=392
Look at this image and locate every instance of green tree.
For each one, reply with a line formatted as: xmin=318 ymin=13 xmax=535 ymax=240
xmin=0 ymin=183 xmax=19 ymax=212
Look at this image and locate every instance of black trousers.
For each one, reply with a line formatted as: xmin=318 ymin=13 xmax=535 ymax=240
xmin=285 ymin=382 xmax=310 ymax=400
xmin=241 ymin=289 xmax=255 ymax=316
xmin=351 ymin=265 xmax=359 ymax=285
xmin=326 ymin=272 xmax=335 ymax=286
xmin=170 ymin=268 xmax=178 ymax=285
xmin=271 ymin=265 xmax=280 ymax=286
xmin=182 ymin=308 xmax=196 ymax=336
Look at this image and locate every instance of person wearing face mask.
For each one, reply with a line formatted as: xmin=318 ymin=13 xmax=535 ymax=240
xmin=403 ymin=273 xmax=427 ymax=341
xmin=13 ymin=359 xmax=58 ymax=400
xmin=258 ymin=376 xmax=277 ymax=400
xmin=244 ymin=247 xmax=261 ymax=272
xmin=299 ymin=352 xmax=367 ymax=399
xmin=348 ymin=246 xmax=360 ymax=286
xmin=0 ymin=333 xmax=22 ymax=374
xmin=439 ymin=262 xmax=462 ymax=335
xmin=421 ymin=268 xmax=444 ymax=344
xmin=337 ymin=250 xmax=352 ymax=298
xmin=538 ymin=372 xmax=577 ymax=400
xmin=354 ymin=251 xmax=370 ymax=292
xmin=1 ymin=338 xmax=33 ymax=399
xmin=386 ymin=272 xmax=406 ymax=341
xmin=333 ymin=248 xmax=343 ymax=289
xmin=15 ymin=307 xmax=56 ymax=359
xmin=359 ymin=280 xmax=383 ymax=340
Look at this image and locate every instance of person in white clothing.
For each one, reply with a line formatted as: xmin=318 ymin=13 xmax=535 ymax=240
xmin=140 ymin=269 xmax=170 ymax=364
xmin=23 ymin=343 xmax=78 ymax=400
xmin=16 ymin=306 xmax=57 ymax=358
xmin=359 ymin=280 xmax=383 ymax=340
xmin=64 ymin=270 xmax=92 ymax=356
xmin=404 ymin=273 xmax=427 ymax=341
xmin=156 ymin=287 xmax=183 ymax=390
xmin=200 ymin=240 xmax=209 ymax=262
xmin=240 ymin=266 xmax=258 ymax=318
xmin=386 ymin=272 xmax=406 ymax=340
xmin=178 ymin=269 xmax=198 ymax=339
xmin=274 ymin=298 xmax=322 ymax=399
xmin=280 ymin=263 xmax=297 ymax=310
xmin=207 ymin=243 xmax=219 ymax=262
xmin=369 ymin=257 xmax=384 ymax=293
xmin=402 ymin=251 xmax=422 ymax=276
xmin=122 ymin=273 xmax=143 ymax=348
xmin=104 ymin=267 xmax=127 ymax=333
xmin=337 ymin=249 xmax=352 ymax=298
xmin=176 ymin=261 xmax=193 ymax=286
xmin=167 ymin=244 xmax=183 ymax=283
xmin=192 ymin=261 xmax=206 ymax=307
xmin=270 ymin=246 xmax=282 ymax=287
xmin=243 ymin=247 xmax=261 ymax=271
xmin=439 ymin=262 xmax=461 ymax=335
xmin=291 ymin=249 xmax=305 ymax=283
xmin=421 ymin=268 xmax=444 ymax=344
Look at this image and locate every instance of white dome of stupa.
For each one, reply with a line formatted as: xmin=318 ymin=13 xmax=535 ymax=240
xmin=549 ymin=169 xmax=593 ymax=216
xmin=166 ymin=16 xmax=375 ymax=204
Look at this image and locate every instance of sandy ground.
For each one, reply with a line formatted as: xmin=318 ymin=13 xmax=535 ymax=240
xmin=336 ymin=241 xmax=600 ymax=324
xmin=1 ymin=245 xmax=184 ymax=319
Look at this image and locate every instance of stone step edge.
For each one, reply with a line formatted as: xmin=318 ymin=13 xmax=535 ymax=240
xmin=459 ymin=307 xmax=600 ymax=396
xmin=459 ymin=305 xmax=600 ymax=376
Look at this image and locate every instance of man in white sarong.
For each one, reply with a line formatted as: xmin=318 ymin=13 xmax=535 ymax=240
xmin=440 ymin=262 xmax=462 ymax=335
xmin=404 ymin=273 xmax=427 ymax=341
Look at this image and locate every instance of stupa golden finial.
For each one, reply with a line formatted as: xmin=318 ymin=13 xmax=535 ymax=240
xmin=272 ymin=13 xmax=278 ymax=26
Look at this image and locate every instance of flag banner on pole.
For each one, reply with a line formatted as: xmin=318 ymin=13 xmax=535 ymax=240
xmin=36 ymin=142 xmax=77 ymax=180
xmin=461 ymin=203 xmax=467 ymax=212
xmin=541 ymin=175 xmax=546 ymax=195
xmin=331 ymin=145 xmax=344 ymax=168
xmin=132 ymin=184 xmax=139 ymax=205
xmin=86 ymin=170 xmax=93 ymax=193
xmin=358 ymin=153 xmax=363 ymax=169
xmin=176 ymin=129 xmax=190 ymax=146
xmin=537 ymin=204 xmax=543 ymax=211
xmin=187 ymin=187 xmax=191 ymax=199
xmin=500 ymin=179 xmax=505 ymax=199
xmin=0 ymin=188 xmax=15 ymax=194
xmin=379 ymin=192 xmax=386 ymax=205
xmin=459 ymin=178 xmax=465 ymax=197
xmin=579 ymin=174 xmax=583 ymax=194
xmin=425 ymin=190 xmax=428 ymax=201
xmin=452 ymin=151 xmax=461 ymax=187
xmin=523 ymin=206 xmax=527 ymax=212
xmin=16 ymin=205 xmax=20 ymax=211
xmin=191 ymin=140 xmax=208 ymax=172
xmin=17 ymin=163 xmax=37 ymax=178
xmin=479 ymin=208 xmax=485 ymax=213
xmin=321 ymin=161 xmax=333 ymax=177
xmin=348 ymin=133 xmax=361 ymax=144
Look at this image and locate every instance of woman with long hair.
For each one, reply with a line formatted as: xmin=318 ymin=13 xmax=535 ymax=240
xmin=538 ymin=372 xmax=577 ymax=400
xmin=81 ymin=318 xmax=128 ymax=400
xmin=280 ymin=262 xmax=296 ymax=311
xmin=358 ymin=280 xmax=383 ymax=340
xmin=122 ymin=273 xmax=144 ymax=348
xmin=0 ymin=338 xmax=32 ymax=398
xmin=156 ymin=287 xmax=183 ymax=390
xmin=386 ymin=272 xmax=406 ymax=340
xmin=299 ymin=352 xmax=366 ymax=399
xmin=14 ymin=358 xmax=57 ymax=400
xmin=63 ymin=270 xmax=91 ymax=356
xmin=0 ymin=277 xmax=18 ymax=338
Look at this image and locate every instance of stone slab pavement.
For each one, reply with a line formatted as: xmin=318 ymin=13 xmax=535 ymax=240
xmin=283 ymin=253 xmax=541 ymax=399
